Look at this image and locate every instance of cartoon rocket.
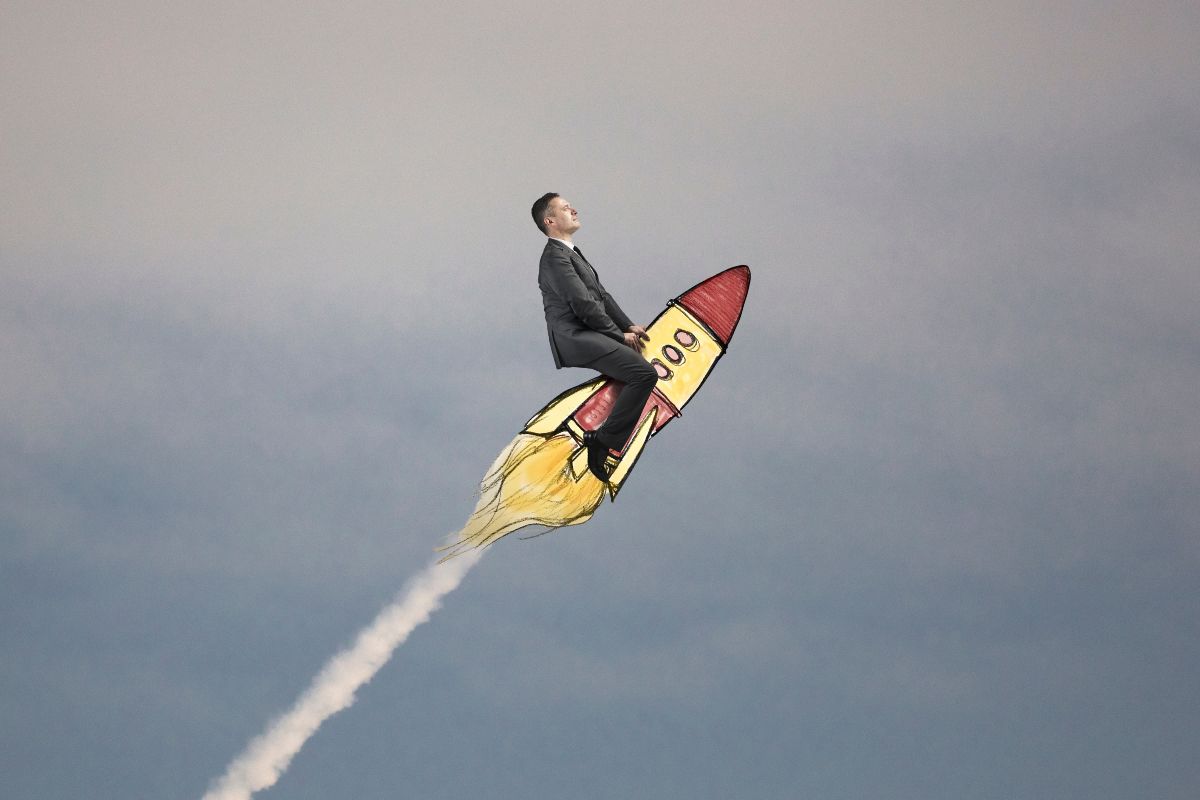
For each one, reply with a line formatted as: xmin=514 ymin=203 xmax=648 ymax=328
xmin=525 ymin=264 xmax=752 ymax=494
xmin=439 ymin=265 xmax=751 ymax=559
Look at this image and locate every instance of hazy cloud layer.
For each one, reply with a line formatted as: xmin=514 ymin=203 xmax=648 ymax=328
xmin=3 ymin=2 xmax=1198 ymax=798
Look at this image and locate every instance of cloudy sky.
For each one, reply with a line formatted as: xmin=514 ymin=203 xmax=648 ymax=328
xmin=3 ymin=1 xmax=1198 ymax=797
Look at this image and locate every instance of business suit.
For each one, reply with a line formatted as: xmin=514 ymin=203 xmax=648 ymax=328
xmin=538 ymin=239 xmax=657 ymax=450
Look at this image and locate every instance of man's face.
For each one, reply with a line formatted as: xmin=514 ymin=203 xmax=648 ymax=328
xmin=545 ymin=197 xmax=580 ymax=236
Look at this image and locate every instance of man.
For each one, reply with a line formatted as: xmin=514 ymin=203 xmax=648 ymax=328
xmin=531 ymin=192 xmax=655 ymax=482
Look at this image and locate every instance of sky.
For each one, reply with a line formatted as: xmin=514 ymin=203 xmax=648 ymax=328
xmin=2 ymin=1 xmax=1199 ymax=798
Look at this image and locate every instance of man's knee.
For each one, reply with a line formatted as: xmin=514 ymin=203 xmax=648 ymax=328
xmin=631 ymin=359 xmax=658 ymax=387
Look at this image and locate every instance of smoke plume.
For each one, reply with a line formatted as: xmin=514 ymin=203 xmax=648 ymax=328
xmin=202 ymin=549 xmax=482 ymax=800
xmin=203 ymin=430 xmax=590 ymax=797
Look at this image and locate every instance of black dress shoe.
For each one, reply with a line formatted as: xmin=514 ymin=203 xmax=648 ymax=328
xmin=581 ymin=430 xmax=612 ymax=482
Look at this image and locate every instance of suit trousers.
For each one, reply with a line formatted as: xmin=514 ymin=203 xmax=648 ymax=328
xmin=584 ymin=345 xmax=658 ymax=450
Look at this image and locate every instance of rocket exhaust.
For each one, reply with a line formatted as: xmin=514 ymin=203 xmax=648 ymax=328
xmin=201 ymin=434 xmax=602 ymax=799
xmin=201 ymin=265 xmax=750 ymax=796
xmin=438 ymin=431 xmax=607 ymax=561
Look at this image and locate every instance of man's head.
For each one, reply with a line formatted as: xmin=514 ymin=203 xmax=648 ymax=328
xmin=532 ymin=192 xmax=580 ymax=238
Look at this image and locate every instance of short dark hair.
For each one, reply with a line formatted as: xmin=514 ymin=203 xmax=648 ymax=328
xmin=531 ymin=192 xmax=559 ymax=234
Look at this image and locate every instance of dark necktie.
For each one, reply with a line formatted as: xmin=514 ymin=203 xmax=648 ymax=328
xmin=573 ymin=246 xmax=599 ymax=281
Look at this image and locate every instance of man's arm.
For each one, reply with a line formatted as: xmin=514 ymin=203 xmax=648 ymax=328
xmin=541 ymin=248 xmax=625 ymax=341
xmin=601 ymin=291 xmax=634 ymax=334
xmin=600 ymin=280 xmax=649 ymax=352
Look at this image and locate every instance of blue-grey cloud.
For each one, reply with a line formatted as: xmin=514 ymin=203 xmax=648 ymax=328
xmin=2 ymin=2 xmax=1198 ymax=798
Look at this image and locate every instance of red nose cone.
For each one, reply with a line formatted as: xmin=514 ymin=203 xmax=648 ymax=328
xmin=675 ymin=265 xmax=751 ymax=346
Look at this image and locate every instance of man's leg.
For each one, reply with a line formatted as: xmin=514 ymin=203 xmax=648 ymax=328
xmin=585 ymin=346 xmax=658 ymax=450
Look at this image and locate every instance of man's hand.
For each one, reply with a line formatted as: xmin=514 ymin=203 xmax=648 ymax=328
xmin=624 ymin=325 xmax=651 ymax=353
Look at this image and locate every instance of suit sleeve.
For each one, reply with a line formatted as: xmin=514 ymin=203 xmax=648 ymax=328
xmin=542 ymin=248 xmax=626 ymax=341
xmin=601 ymin=290 xmax=634 ymax=333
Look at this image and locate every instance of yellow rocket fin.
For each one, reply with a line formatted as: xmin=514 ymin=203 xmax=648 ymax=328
xmin=568 ymin=443 xmax=590 ymax=480
xmin=605 ymin=406 xmax=658 ymax=500
xmin=523 ymin=379 xmax=605 ymax=435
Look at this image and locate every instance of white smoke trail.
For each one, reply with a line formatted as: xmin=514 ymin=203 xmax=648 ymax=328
xmin=202 ymin=549 xmax=483 ymax=800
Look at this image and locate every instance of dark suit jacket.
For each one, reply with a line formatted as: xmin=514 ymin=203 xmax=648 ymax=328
xmin=538 ymin=239 xmax=634 ymax=369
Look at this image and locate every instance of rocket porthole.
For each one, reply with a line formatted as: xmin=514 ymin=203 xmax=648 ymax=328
xmin=662 ymin=345 xmax=684 ymax=364
xmin=674 ymin=329 xmax=699 ymax=350
xmin=651 ymin=359 xmax=672 ymax=380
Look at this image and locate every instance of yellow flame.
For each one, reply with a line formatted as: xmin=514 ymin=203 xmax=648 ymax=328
xmin=438 ymin=432 xmax=606 ymax=561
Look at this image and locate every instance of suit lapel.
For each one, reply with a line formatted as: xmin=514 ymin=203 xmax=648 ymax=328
xmin=552 ymin=239 xmax=601 ymax=287
xmin=571 ymin=246 xmax=601 ymax=286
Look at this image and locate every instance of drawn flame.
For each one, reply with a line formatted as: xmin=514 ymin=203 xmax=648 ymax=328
xmin=438 ymin=432 xmax=606 ymax=560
